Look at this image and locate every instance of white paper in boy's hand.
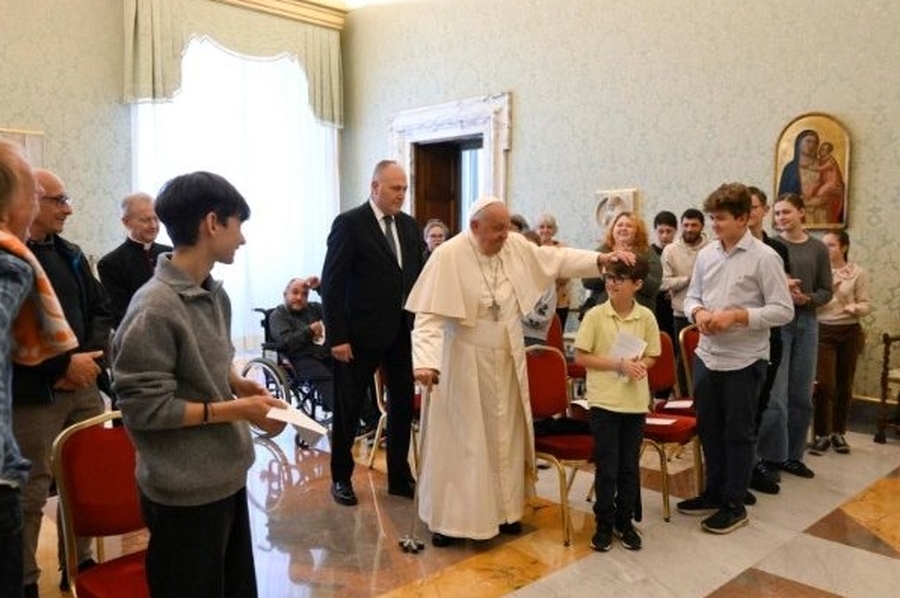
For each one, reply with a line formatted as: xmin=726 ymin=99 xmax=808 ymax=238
xmin=609 ymin=331 xmax=647 ymax=360
xmin=266 ymin=407 xmax=328 ymax=435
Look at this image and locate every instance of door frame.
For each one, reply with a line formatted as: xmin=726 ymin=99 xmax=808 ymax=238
xmin=388 ymin=92 xmax=511 ymax=218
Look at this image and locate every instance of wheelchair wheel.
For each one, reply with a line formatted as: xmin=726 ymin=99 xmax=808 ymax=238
xmin=241 ymin=358 xmax=292 ymax=438
xmin=294 ymin=380 xmax=333 ymax=429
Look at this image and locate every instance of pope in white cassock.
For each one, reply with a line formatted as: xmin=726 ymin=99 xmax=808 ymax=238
xmin=405 ymin=197 xmax=633 ymax=547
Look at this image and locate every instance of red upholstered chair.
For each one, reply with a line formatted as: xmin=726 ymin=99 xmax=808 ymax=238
xmin=51 ymin=411 xmax=149 ymax=598
xmin=527 ymin=345 xmax=593 ymax=546
xmin=652 ymin=331 xmax=696 ymax=416
xmin=679 ymin=324 xmax=701 ymax=397
xmin=643 ymin=333 xmax=704 ymax=522
xmin=546 ymin=314 xmax=586 ymax=396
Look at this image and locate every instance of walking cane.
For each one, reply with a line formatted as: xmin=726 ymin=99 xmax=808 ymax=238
xmin=399 ymin=383 xmax=431 ymax=553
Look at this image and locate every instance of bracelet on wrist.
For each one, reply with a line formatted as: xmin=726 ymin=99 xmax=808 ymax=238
xmin=202 ymin=401 xmax=209 ymax=425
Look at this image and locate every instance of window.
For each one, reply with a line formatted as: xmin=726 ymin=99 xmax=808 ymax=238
xmin=132 ymin=38 xmax=339 ymax=351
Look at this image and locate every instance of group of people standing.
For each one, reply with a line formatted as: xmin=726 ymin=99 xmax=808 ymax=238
xmin=0 ymin=138 xmax=873 ymax=598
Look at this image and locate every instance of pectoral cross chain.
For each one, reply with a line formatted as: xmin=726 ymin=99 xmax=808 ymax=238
xmin=488 ymin=299 xmax=500 ymax=321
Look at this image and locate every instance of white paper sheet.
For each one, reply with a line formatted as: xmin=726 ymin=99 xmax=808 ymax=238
xmin=609 ymin=331 xmax=647 ymax=360
xmin=663 ymin=400 xmax=694 ymax=409
xmin=266 ymin=407 xmax=328 ymax=435
xmin=645 ymin=417 xmax=677 ymax=426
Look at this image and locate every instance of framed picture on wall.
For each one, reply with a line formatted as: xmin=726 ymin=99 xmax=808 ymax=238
xmin=594 ymin=188 xmax=639 ymax=232
xmin=774 ymin=113 xmax=850 ymax=229
xmin=0 ymin=127 xmax=44 ymax=167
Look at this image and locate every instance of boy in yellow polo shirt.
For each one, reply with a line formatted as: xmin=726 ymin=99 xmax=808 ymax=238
xmin=574 ymin=255 xmax=660 ymax=551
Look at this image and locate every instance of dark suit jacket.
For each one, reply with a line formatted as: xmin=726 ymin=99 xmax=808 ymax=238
xmin=320 ymin=202 xmax=425 ymax=351
xmin=97 ymin=238 xmax=172 ymax=326
xmin=13 ymin=235 xmax=113 ymax=405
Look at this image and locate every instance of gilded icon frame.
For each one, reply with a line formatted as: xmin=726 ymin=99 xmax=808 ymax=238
xmin=774 ymin=112 xmax=850 ymax=229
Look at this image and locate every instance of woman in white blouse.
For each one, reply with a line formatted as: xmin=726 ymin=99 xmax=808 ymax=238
xmin=811 ymin=231 xmax=871 ymax=455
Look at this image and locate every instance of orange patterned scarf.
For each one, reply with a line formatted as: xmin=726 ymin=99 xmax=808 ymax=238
xmin=0 ymin=230 xmax=78 ymax=365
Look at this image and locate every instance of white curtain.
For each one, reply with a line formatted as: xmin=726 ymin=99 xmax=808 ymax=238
xmin=132 ymin=38 xmax=340 ymax=352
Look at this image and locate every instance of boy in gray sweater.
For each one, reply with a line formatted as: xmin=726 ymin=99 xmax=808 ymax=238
xmin=112 ymin=171 xmax=286 ymax=598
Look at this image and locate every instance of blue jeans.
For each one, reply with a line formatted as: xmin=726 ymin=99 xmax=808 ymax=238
xmin=0 ymin=486 xmax=24 ymax=598
xmin=694 ymin=357 xmax=766 ymax=507
xmin=757 ymin=310 xmax=818 ymax=463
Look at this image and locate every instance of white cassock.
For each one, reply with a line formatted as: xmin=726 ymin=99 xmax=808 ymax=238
xmin=405 ymin=230 xmax=601 ymax=539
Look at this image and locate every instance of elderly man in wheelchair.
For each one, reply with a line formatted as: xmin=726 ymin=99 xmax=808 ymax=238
xmin=242 ymin=277 xmax=380 ymax=444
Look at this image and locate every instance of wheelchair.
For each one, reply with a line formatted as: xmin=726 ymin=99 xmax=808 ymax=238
xmin=240 ymin=307 xmax=334 ymax=447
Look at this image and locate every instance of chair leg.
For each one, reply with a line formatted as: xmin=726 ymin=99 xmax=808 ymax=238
xmin=644 ymin=439 xmax=671 ymax=521
xmin=691 ymin=436 xmax=704 ymax=494
xmin=538 ymin=452 xmax=572 ymax=546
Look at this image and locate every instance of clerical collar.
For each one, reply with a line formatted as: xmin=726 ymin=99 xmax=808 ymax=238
xmin=127 ymin=236 xmax=154 ymax=250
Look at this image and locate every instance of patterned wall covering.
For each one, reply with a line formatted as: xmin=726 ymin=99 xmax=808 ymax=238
xmin=0 ymin=0 xmax=131 ymax=262
xmin=342 ymin=0 xmax=900 ymax=398
xmin=2 ymin=0 xmax=899 ymax=398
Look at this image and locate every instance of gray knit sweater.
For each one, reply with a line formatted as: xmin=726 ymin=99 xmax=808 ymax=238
xmin=112 ymin=255 xmax=253 ymax=507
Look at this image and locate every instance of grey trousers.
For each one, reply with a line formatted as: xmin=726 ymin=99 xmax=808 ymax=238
xmin=12 ymin=384 xmax=103 ymax=585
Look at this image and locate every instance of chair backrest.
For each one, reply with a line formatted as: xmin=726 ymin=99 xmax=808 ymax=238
xmin=546 ymin=313 xmax=565 ymax=354
xmin=253 ymin=307 xmax=279 ymax=350
xmin=52 ymin=412 xmax=144 ymax=568
xmin=679 ymin=324 xmax=700 ymax=395
xmin=526 ymin=345 xmax=570 ymax=419
xmin=648 ymin=332 xmax=677 ymax=395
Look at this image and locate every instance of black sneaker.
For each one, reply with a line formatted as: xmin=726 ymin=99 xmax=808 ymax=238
xmin=831 ymin=433 xmax=851 ymax=454
xmin=750 ymin=461 xmax=781 ymax=494
xmin=701 ymin=504 xmax=748 ymax=534
xmin=808 ymin=435 xmax=830 ymax=456
xmin=590 ymin=522 xmax=613 ymax=552
xmin=781 ymin=459 xmax=815 ymax=478
xmin=676 ymin=493 xmax=719 ymax=516
xmin=613 ymin=523 xmax=642 ymax=550
xmin=744 ymin=490 xmax=757 ymax=505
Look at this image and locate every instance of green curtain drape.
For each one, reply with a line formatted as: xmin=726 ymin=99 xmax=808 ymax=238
xmin=123 ymin=0 xmax=343 ymax=128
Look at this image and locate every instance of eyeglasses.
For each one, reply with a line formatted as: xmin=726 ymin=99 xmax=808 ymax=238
xmin=603 ymin=273 xmax=631 ymax=284
xmin=41 ymin=194 xmax=72 ymax=207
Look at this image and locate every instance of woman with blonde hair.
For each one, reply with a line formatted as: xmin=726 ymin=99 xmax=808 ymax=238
xmin=535 ymin=213 xmax=572 ymax=327
xmin=580 ymin=211 xmax=662 ymax=316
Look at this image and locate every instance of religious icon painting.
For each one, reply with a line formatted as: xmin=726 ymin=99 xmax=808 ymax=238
xmin=774 ymin=113 xmax=850 ymax=230
xmin=594 ymin=188 xmax=639 ymax=232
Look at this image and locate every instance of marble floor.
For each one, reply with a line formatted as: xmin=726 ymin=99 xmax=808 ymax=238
xmin=35 ymin=426 xmax=900 ymax=597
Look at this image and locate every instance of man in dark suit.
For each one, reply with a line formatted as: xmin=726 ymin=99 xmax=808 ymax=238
xmin=97 ymin=192 xmax=172 ymax=327
xmin=321 ymin=160 xmax=425 ymax=506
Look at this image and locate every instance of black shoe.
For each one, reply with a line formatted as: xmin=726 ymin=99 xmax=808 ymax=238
xmin=613 ymin=523 xmax=642 ymax=550
xmin=701 ymin=504 xmax=748 ymax=534
xmin=431 ymin=532 xmax=459 ymax=547
xmin=590 ymin=522 xmax=613 ymax=552
xmin=809 ymin=435 xmax=831 ymax=456
xmin=780 ymin=459 xmax=815 ymax=478
xmin=831 ymin=433 xmax=851 ymax=454
xmin=676 ymin=493 xmax=719 ymax=516
xmin=750 ymin=461 xmax=781 ymax=494
xmin=744 ymin=490 xmax=757 ymax=505
xmin=331 ymin=481 xmax=358 ymax=506
xmin=23 ymin=583 xmax=38 ymax=598
xmin=387 ymin=478 xmax=415 ymax=499
xmin=499 ymin=521 xmax=522 ymax=535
